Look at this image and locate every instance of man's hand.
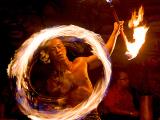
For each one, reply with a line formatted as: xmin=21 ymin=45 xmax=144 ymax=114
xmin=57 ymin=98 xmax=67 ymax=106
xmin=113 ymin=21 xmax=124 ymax=36
xmin=129 ymin=111 xmax=139 ymax=117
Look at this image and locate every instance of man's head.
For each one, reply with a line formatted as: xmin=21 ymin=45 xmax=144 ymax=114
xmin=46 ymin=38 xmax=67 ymax=62
xmin=117 ymin=71 xmax=129 ymax=87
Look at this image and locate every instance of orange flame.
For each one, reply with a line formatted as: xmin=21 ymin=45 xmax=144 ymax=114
xmin=125 ymin=6 xmax=149 ymax=60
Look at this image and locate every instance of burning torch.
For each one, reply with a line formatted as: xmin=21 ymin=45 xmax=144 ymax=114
xmin=106 ymin=0 xmax=127 ymax=43
xmin=107 ymin=1 xmax=149 ymax=60
xmin=107 ymin=0 xmax=120 ymax=22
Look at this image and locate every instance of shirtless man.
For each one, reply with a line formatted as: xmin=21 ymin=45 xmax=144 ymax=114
xmin=45 ymin=22 xmax=123 ymax=108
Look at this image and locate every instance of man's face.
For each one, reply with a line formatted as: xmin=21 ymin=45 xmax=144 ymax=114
xmin=47 ymin=38 xmax=67 ymax=61
xmin=118 ymin=72 xmax=129 ymax=87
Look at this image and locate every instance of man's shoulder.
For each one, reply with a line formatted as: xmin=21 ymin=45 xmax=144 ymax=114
xmin=72 ymin=57 xmax=88 ymax=68
xmin=73 ymin=57 xmax=87 ymax=63
xmin=71 ymin=57 xmax=88 ymax=71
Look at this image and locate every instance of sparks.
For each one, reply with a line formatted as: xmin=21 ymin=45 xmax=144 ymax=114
xmin=7 ymin=25 xmax=111 ymax=120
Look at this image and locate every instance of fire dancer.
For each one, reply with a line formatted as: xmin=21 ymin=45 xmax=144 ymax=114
xmin=40 ymin=21 xmax=123 ymax=119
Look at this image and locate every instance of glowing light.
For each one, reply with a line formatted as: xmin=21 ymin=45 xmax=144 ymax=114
xmin=106 ymin=0 xmax=112 ymax=3
xmin=125 ymin=6 xmax=149 ymax=60
xmin=7 ymin=25 xmax=111 ymax=120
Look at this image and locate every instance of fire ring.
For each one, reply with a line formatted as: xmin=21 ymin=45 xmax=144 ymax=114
xmin=7 ymin=25 xmax=111 ymax=120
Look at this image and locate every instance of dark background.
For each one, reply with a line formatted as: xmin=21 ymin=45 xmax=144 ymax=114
xmin=0 ymin=0 xmax=160 ymax=119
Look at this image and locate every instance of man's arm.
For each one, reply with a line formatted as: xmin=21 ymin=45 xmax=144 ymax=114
xmin=105 ymin=21 xmax=123 ymax=55
xmin=86 ymin=21 xmax=124 ymax=70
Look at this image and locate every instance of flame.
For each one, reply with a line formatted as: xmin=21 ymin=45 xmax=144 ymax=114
xmin=125 ymin=6 xmax=149 ymax=60
xmin=7 ymin=25 xmax=111 ymax=120
xmin=128 ymin=6 xmax=144 ymax=28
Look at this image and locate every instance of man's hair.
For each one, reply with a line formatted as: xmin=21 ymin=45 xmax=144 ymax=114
xmin=39 ymin=36 xmax=92 ymax=62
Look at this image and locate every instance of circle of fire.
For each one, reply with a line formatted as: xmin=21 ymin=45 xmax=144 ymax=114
xmin=7 ymin=25 xmax=111 ymax=120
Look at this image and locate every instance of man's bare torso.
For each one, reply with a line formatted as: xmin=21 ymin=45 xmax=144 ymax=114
xmin=47 ymin=57 xmax=93 ymax=106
